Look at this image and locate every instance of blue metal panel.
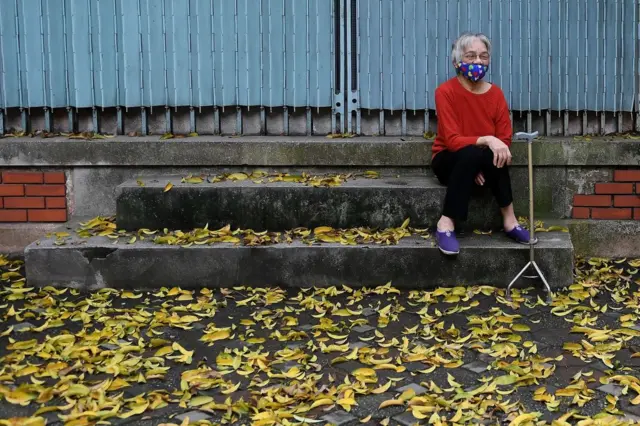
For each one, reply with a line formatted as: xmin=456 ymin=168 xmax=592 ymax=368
xmin=92 ymin=0 xmax=118 ymax=108
xmin=166 ymin=0 xmax=191 ymax=107
xmin=43 ymin=0 xmax=68 ymax=108
xmin=18 ymin=0 xmax=44 ymax=108
xmin=309 ymin=0 xmax=332 ymax=108
xmin=141 ymin=0 xmax=167 ymax=108
xmin=0 ymin=0 xmax=21 ymax=108
xmin=0 ymin=0 xmax=636 ymax=118
xmin=119 ymin=0 xmax=142 ymax=108
xmin=190 ymin=0 xmax=213 ymax=108
xmin=621 ymin=0 xmax=636 ymax=113
xmin=351 ymin=0 xmax=638 ymax=114
xmin=238 ymin=0 xmax=260 ymax=106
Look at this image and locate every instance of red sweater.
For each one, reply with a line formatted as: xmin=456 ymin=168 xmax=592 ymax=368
xmin=432 ymin=77 xmax=512 ymax=159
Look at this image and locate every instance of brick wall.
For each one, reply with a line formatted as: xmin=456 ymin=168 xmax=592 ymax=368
xmin=0 ymin=171 xmax=67 ymax=222
xmin=572 ymin=170 xmax=640 ymax=220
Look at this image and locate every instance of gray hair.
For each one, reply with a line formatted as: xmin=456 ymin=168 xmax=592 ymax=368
xmin=451 ymin=32 xmax=491 ymax=63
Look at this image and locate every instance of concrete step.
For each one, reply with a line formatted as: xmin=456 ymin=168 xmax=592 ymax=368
xmin=24 ymin=227 xmax=574 ymax=290
xmin=116 ymin=174 xmax=504 ymax=231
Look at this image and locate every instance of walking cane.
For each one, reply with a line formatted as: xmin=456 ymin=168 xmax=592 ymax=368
xmin=506 ymin=131 xmax=553 ymax=303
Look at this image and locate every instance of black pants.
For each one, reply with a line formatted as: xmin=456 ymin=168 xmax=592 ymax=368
xmin=431 ymin=145 xmax=513 ymax=222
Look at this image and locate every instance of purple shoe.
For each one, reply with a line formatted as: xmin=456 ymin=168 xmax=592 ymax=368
xmin=436 ymin=229 xmax=460 ymax=255
xmin=505 ymin=225 xmax=538 ymax=245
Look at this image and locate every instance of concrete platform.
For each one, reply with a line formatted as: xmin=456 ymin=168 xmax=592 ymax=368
xmin=115 ymin=174 xmax=504 ymax=231
xmin=24 ymin=231 xmax=574 ymax=291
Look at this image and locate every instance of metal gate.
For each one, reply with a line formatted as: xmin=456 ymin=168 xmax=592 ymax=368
xmin=344 ymin=0 xmax=639 ymax=135
xmin=0 ymin=0 xmax=638 ymax=135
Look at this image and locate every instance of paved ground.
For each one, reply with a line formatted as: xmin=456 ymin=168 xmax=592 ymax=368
xmin=1 ymin=254 xmax=640 ymax=425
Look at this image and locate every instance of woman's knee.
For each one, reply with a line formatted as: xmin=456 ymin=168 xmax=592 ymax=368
xmin=455 ymin=145 xmax=485 ymax=165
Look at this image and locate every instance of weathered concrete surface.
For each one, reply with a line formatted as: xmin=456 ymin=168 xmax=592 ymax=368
xmin=74 ymin=165 xmax=599 ymax=221
xmin=566 ymin=220 xmax=640 ymax=258
xmin=0 ymin=223 xmax=59 ymax=257
xmin=24 ymin=232 xmax=574 ymax=290
xmin=71 ymin=167 xmax=423 ymax=217
xmin=116 ymin=175 xmax=504 ymax=231
xmin=1 ymin=137 xmax=638 ymax=167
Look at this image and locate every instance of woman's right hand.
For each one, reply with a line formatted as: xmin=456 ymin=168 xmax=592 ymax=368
xmin=478 ymin=136 xmax=512 ymax=168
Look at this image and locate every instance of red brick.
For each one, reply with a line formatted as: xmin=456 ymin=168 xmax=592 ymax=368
xmin=1 ymin=172 xmax=43 ymax=184
xmin=4 ymin=197 xmax=45 ymax=209
xmin=595 ymin=183 xmax=634 ymax=194
xmin=614 ymin=170 xmax=640 ymax=182
xmin=46 ymin=197 xmax=66 ymax=209
xmin=0 ymin=184 xmax=24 ymax=196
xmin=635 ymin=208 xmax=640 ymax=220
xmin=573 ymin=194 xmax=612 ymax=207
xmin=44 ymin=172 xmax=65 ymax=184
xmin=0 ymin=210 xmax=27 ymax=222
xmin=591 ymin=208 xmax=633 ymax=220
xmin=28 ymin=209 xmax=67 ymax=222
xmin=572 ymin=207 xmax=590 ymax=219
xmin=25 ymin=184 xmax=65 ymax=197
xmin=0 ymin=198 xmax=2 ymax=208
xmin=614 ymin=195 xmax=640 ymax=207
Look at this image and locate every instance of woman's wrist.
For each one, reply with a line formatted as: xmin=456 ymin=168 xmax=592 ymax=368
xmin=476 ymin=136 xmax=489 ymax=146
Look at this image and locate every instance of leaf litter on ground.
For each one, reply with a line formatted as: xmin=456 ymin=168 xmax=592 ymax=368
xmin=172 ymin=170 xmax=381 ymax=188
xmin=0 ymin=255 xmax=639 ymax=425
xmin=49 ymin=215 xmax=568 ymax=249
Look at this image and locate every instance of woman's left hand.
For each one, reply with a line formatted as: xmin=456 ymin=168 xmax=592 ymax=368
xmin=475 ymin=172 xmax=485 ymax=186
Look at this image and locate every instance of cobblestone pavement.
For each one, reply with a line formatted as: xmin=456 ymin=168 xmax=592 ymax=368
xmin=1 ymin=255 xmax=640 ymax=425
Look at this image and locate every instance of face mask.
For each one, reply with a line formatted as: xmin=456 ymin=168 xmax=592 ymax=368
xmin=455 ymin=61 xmax=488 ymax=82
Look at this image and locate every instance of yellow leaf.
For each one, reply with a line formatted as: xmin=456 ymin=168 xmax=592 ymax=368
xmin=3 ymin=390 xmax=36 ymax=406
xmin=310 ymin=398 xmax=334 ymax=409
xmin=163 ymin=182 xmax=173 ymax=192
xmin=222 ymin=382 xmax=241 ymax=394
xmin=360 ymin=415 xmax=372 ymax=423
xmin=314 ymin=226 xmax=333 ymax=235
xmin=107 ymin=378 xmax=130 ymax=391
xmin=119 ymin=401 xmax=150 ymax=419
xmin=512 ymin=324 xmax=531 ymax=332
xmin=189 ymin=395 xmax=214 ymax=407
xmin=563 ymin=342 xmax=582 ymax=351
xmin=227 ymin=173 xmax=248 ymax=181
xmin=0 ymin=417 xmax=46 ymax=426
xmin=371 ymin=380 xmax=393 ymax=394
xmin=200 ymin=329 xmax=231 ymax=342
xmin=494 ymin=375 xmax=518 ymax=386
xmin=508 ymin=413 xmax=540 ymax=426
xmin=121 ymin=291 xmax=142 ymax=299
xmin=155 ymin=346 xmax=174 ymax=357
xmin=379 ymin=399 xmax=404 ymax=409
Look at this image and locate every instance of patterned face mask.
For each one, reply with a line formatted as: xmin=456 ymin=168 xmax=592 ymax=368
xmin=455 ymin=61 xmax=488 ymax=82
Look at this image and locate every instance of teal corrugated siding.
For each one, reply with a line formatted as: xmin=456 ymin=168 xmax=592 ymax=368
xmin=0 ymin=0 xmax=637 ymax=113
xmin=355 ymin=0 xmax=638 ymax=113
xmin=0 ymin=0 xmax=336 ymax=110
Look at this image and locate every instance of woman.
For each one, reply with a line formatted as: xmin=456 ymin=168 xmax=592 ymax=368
xmin=431 ymin=32 xmax=533 ymax=255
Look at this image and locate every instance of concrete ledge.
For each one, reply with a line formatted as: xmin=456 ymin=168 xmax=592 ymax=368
xmin=24 ymin=232 xmax=574 ymax=290
xmin=116 ymin=175 xmax=503 ymax=231
xmin=1 ymin=137 xmax=638 ymax=167
xmin=565 ymin=220 xmax=640 ymax=258
xmin=0 ymin=223 xmax=60 ymax=257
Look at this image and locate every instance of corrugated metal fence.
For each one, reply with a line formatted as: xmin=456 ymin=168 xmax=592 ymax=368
xmin=0 ymin=0 xmax=637 ymax=135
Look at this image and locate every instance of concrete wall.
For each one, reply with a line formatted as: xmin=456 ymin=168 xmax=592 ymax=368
xmin=0 ymin=136 xmax=638 ymax=220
